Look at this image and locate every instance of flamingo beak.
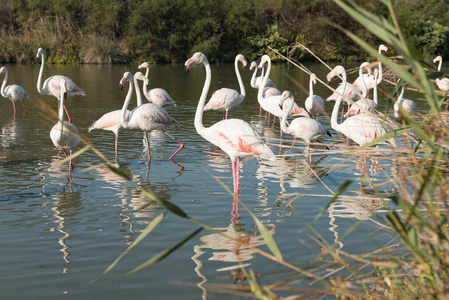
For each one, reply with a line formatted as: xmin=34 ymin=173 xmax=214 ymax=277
xmin=119 ymin=84 xmax=124 ymax=91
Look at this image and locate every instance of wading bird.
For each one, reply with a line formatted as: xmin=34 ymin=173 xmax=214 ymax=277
xmin=304 ymin=73 xmax=325 ymax=120
xmin=138 ymin=62 xmax=176 ymax=106
xmin=0 ymin=66 xmax=29 ymax=115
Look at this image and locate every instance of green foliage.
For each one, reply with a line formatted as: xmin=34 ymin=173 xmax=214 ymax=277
xmin=249 ymin=25 xmax=289 ymax=62
xmin=412 ymin=20 xmax=449 ymax=59
xmin=46 ymin=49 xmax=82 ymax=64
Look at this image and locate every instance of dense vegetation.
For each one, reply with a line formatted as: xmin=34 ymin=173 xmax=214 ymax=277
xmin=1 ymin=0 xmax=449 ymax=64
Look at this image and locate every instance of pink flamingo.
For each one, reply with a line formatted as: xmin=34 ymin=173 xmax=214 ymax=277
xmin=119 ymin=72 xmax=184 ymax=165
xmin=344 ymin=63 xmax=378 ymax=117
xmin=138 ymin=62 xmax=176 ymax=106
xmin=433 ymin=56 xmax=449 ymax=91
xmin=329 ymin=65 xmax=396 ymax=148
xmin=304 ymin=73 xmax=325 ymax=120
xmin=280 ymin=90 xmax=331 ymax=161
xmin=50 ymin=81 xmax=80 ymax=178
xmin=88 ymin=73 xmax=149 ymax=164
xmin=36 ymin=48 xmax=86 ymax=123
xmin=249 ymin=61 xmax=277 ymax=90
xmin=257 ymin=55 xmax=309 ymax=125
xmin=203 ymin=54 xmax=247 ymax=120
xmin=184 ymin=52 xmax=276 ymax=196
xmin=353 ymin=44 xmax=388 ymax=94
xmin=0 ymin=66 xmax=30 ymax=115
xmin=394 ymin=83 xmax=417 ymax=119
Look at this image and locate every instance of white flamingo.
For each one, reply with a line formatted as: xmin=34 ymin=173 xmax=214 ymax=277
xmin=345 ymin=63 xmax=379 ymax=117
xmin=304 ymin=73 xmax=325 ymax=120
xmin=249 ymin=61 xmax=277 ymax=91
xmin=279 ymin=91 xmax=331 ymax=160
xmin=394 ymin=83 xmax=417 ymax=119
xmin=119 ymin=72 xmax=184 ymax=165
xmin=203 ymin=54 xmax=247 ymax=120
xmin=50 ymin=81 xmax=80 ymax=177
xmin=36 ymin=48 xmax=86 ymax=123
xmin=138 ymin=61 xmax=176 ymax=106
xmin=88 ymin=72 xmax=149 ymax=163
xmin=184 ymin=52 xmax=276 ymax=196
xmin=433 ymin=56 xmax=449 ymax=91
xmin=0 ymin=66 xmax=30 ymax=115
xmin=257 ymin=55 xmax=309 ymax=124
xmin=353 ymin=44 xmax=388 ymax=94
xmin=329 ymin=65 xmax=396 ymax=148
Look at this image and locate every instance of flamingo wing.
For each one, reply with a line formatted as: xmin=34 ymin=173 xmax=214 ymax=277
xmin=204 ymin=88 xmax=241 ymax=111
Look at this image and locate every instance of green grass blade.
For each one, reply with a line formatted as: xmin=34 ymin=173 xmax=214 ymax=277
xmin=125 ymin=227 xmax=203 ymax=277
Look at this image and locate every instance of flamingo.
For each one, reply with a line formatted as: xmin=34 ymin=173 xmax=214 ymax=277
xmin=394 ymin=83 xmax=417 ymax=119
xmin=279 ymin=91 xmax=331 ymax=160
xmin=353 ymin=44 xmax=388 ymax=94
xmin=88 ymin=73 xmax=149 ymax=164
xmin=137 ymin=62 xmax=176 ymax=106
xmin=50 ymin=81 xmax=80 ymax=177
xmin=184 ymin=52 xmax=276 ymax=196
xmin=119 ymin=72 xmax=184 ymax=165
xmin=304 ymin=73 xmax=325 ymax=120
xmin=344 ymin=64 xmax=379 ymax=117
xmin=257 ymin=55 xmax=309 ymax=124
xmin=249 ymin=61 xmax=276 ymax=90
xmin=329 ymin=65 xmax=396 ymax=148
xmin=36 ymin=48 xmax=86 ymax=123
xmin=0 ymin=66 xmax=30 ymax=115
xmin=433 ymin=56 xmax=449 ymax=91
xmin=203 ymin=54 xmax=247 ymax=120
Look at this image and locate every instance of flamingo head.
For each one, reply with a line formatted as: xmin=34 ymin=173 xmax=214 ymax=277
xmin=360 ymin=62 xmax=372 ymax=74
xmin=433 ymin=56 xmax=442 ymax=64
xmin=134 ymin=71 xmax=149 ymax=85
xmin=36 ymin=48 xmax=44 ymax=58
xmin=138 ymin=62 xmax=149 ymax=70
xmin=119 ymin=72 xmax=132 ymax=90
xmin=184 ymin=52 xmax=208 ymax=74
xmin=258 ymin=55 xmax=270 ymax=70
xmin=278 ymin=91 xmax=293 ymax=109
xmin=379 ymin=44 xmax=388 ymax=53
xmin=310 ymin=73 xmax=317 ymax=85
xmin=249 ymin=61 xmax=257 ymax=71
xmin=327 ymin=65 xmax=345 ymax=82
xmin=0 ymin=67 xmax=5 ymax=74
xmin=236 ymin=54 xmax=248 ymax=67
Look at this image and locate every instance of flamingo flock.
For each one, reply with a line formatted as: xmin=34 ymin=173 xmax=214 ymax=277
xmin=0 ymin=45 xmax=434 ymax=196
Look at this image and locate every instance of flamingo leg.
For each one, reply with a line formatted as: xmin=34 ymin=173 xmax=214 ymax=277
xmin=12 ymin=101 xmax=16 ymax=115
xmin=225 ymin=110 xmax=228 ymax=120
xmin=62 ymin=148 xmax=75 ymax=172
xmin=145 ymin=133 xmax=151 ymax=165
xmin=235 ymin=158 xmax=240 ymax=196
xmin=64 ymin=105 xmax=72 ymax=123
xmin=21 ymin=101 xmax=27 ymax=112
xmin=114 ymin=133 xmax=119 ymax=163
xmin=164 ymin=131 xmax=184 ymax=160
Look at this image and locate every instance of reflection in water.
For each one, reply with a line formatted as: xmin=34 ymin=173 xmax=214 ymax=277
xmin=50 ymin=188 xmax=82 ymax=273
xmin=192 ymin=223 xmax=276 ymax=300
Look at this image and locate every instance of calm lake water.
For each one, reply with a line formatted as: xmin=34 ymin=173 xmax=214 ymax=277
xmin=0 ymin=60 xmax=413 ymax=299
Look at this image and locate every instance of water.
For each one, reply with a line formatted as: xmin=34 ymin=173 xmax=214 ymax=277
xmin=0 ymin=61 xmax=401 ymax=299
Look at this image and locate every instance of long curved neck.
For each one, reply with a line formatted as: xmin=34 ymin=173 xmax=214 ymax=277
xmin=258 ymin=60 xmax=271 ymax=99
xmin=250 ymin=65 xmax=257 ymax=88
xmin=134 ymin=76 xmax=143 ymax=106
xmin=396 ymin=85 xmax=405 ymax=104
xmin=331 ymin=71 xmax=346 ymax=131
xmin=0 ymin=70 xmax=8 ymax=98
xmin=373 ymin=75 xmax=378 ymax=105
xmin=195 ymin=59 xmax=212 ymax=134
xmin=143 ymin=66 xmax=150 ymax=96
xmin=37 ymin=52 xmax=45 ymax=94
xmin=377 ymin=49 xmax=384 ymax=85
xmin=309 ymin=76 xmax=314 ymax=98
xmin=280 ymin=98 xmax=293 ymax=134
xmin=438 ymin=59 xmax=443 ymax=72
xmin=235 ymin=58 xmax=245 ymax=96
xmin=361 ymin=68 xmax=368 ymax=97
xmin=121 ymin=78 xmax=134 ymax=129
xmin=58 ymin=84 xmax=66 ymax=139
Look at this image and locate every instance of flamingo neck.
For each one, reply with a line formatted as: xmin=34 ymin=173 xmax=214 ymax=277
xmin=280 ymin=97 xmax=294 ymax=134
xmin=194 ymin=58 xmax=211 ymax=134
xmin=373 ymin=75 xmax=378 ymax=105
xmin=396 ymin=85 xmax=405 ymax=104
xmin=0 ymin=69 xmax=8 ymax=98
xmin=331 ymin=71 xmax=346 ymax=131
xmin=360 ymin=67 xmax=368 ymax=97
xmin=58 ymin=83 xmax=66 ymax=139
xmin=258 ymin=58 xmax=271 ymax=100
xmin=120 ymin=77 xmax=134 ymax=129
xmin=377 ymin=48 xmax=385 ymax=85
xmin=308 ymin=76 xmax=314 ymax=99
xmin=142 ymin=66 xmax=150 ymax=98
xmin=250 ymin=65 xmax=258 ymax=88
xmin=438 ymin=59 xmax=443 ymax=72
xmin=134 ymin=75 xmax=143 ymax=106
xmin=235 ymin=57 xmax=245 ymax=97
xmin=37 ymin=53 xmax=45 ymax=94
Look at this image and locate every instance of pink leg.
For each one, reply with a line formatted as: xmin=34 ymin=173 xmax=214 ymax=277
xmin=114 ymin=133 xmax=119 ymax=163
xmin=235 ymin=158 xmax=240 ymax=196
xmin=145 ymin=133 xmax=151 ymax=165
xmin=225 ymin=110 xmax=228 ymax=120
xmin=62 ymin=149 xmax=75 ymax=171
xmin=12 ymin=101 xmax=16 ymax=115
xmin=64 ymin=105 xmax=72 ymax=123
xmin=165 ymin=131 xmax=184 ymax=160
xmin=21 ymin=101 xmax=27 ymax=112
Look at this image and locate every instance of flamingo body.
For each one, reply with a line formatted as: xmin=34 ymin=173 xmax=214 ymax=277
xmin=185 ymin=52 xmax=275 ymax=195
xmin=203 ymin=54 xmax=247 ymax=119
xmin=304 ymin=73 xmax=325 ymax=118
xmin=433 ymin=56 xmax=449 ymax=91
xmin=353 ymin=44 xmax=388 ymax=94
xmin=249 ymin=61 xmax=276 ymax=89
xmin=394 ymin=85 xmax=417 ymax=119
xmin=0 ymin=67 xmax=29 ymax=114
xmin=138 ymin=62 xmax=176 ymax=106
